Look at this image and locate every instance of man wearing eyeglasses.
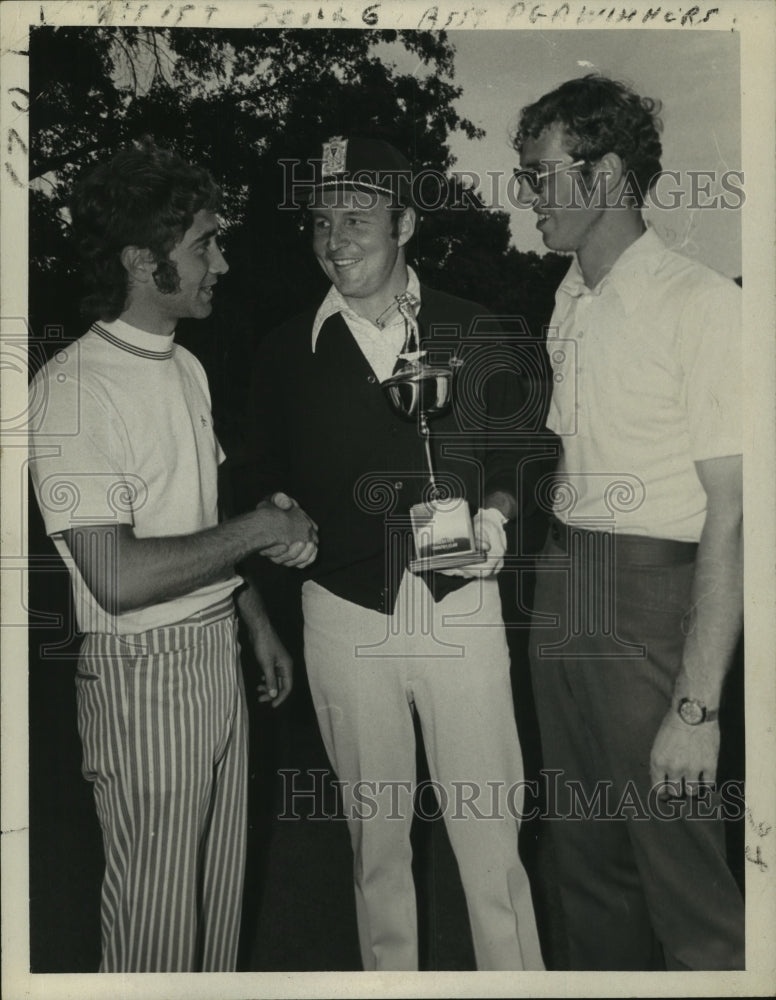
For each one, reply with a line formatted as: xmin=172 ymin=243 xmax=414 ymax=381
xmin=513 ymin=76 xmax=744 ymax=969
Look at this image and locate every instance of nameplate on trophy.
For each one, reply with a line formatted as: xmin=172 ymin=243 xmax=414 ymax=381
xmin=408 ymin=495 xmax=485 ymax=573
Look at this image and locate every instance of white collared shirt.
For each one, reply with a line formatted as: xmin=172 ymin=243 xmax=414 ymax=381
xmin=547 ymin=227 xmax=741 ymax=541
xmin=311 ymin=266 xmax=422 ymax=384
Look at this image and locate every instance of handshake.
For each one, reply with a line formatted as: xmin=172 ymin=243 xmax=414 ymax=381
xmin=253 ymin=492 xmax=319 ymax=569
xmin=246 ymin=494 xmax=508 ymax=579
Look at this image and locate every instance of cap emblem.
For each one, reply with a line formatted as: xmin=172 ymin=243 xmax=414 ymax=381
xmin=321 ymin=136 xmax=348 ymax=178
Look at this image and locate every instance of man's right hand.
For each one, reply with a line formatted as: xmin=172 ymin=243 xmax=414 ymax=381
xmin=61 ymin=495 xmax=318 ymax=614
xmin=254 ymin=492 xmax=318 ymax=568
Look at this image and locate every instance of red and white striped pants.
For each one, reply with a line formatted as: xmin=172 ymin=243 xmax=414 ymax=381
xmin=76 ymin=598 xmax=248 ymax=972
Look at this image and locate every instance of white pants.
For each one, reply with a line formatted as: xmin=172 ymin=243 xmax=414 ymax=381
xmin=302 ymin=572 xmax=544 ymax=971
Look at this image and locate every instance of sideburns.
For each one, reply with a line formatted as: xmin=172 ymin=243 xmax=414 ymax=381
xmin=152 ymin=259 xmax=181 ymax=295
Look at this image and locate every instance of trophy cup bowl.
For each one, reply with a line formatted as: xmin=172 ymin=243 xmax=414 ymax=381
xmin=382 ymin=358 xmax=486 ymax=574
xmin=382 ymin=361 xmax=453 ymax=420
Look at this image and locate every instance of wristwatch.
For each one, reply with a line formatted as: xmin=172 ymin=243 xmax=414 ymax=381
xmin=677 ymin=697 xmax=719 ymax=726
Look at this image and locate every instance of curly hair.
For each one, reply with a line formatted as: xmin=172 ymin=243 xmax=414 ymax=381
xmin=513 ymin=75 xmax=663 ymax=207
xmin=70 ymin=138 xmax=221 ymax=322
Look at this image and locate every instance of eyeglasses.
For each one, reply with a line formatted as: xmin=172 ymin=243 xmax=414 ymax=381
xmin=512 ymin=159 xmax=586 ymax=194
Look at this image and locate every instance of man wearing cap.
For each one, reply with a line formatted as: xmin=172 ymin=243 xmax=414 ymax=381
xmin=250 ymin=137 xmax=545 ymax=970
xmin=28 ymin=141 xmax=319 ymax=972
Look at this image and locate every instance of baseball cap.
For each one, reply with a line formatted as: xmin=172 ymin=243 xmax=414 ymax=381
xmin=307 ymin=136 xmax=413 ymax=208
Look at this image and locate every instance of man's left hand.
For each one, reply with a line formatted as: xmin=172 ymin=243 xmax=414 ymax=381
xmin=250 ymin=619 xmax=293 ymax=707
xmin=649 ymin=708 xmax=720 ymax=794
xmin=437 ymin=507 xmax=507 ymax=579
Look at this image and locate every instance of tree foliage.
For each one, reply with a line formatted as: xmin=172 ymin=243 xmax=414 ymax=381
xmin=29 ymin=26 xmax=567 ymax=463
xmin=30 ymin=27 xmax=478 ymax=223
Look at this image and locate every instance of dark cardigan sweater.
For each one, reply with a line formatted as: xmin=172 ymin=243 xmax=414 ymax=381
xmin=250 ymin=284 xmax=547 ymax=614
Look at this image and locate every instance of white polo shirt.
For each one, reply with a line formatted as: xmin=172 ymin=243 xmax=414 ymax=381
xmin=547 ymin=227 xmax=741 ymax=541
xmin=29 ymin=318 xmax=241 ymax=633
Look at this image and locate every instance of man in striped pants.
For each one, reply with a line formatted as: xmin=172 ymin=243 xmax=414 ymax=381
xmin=29 ymin=141 xmax=318 ymax=972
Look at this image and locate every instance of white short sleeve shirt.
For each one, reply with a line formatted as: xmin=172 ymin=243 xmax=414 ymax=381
xmin=547 ymin=228 xmax=741 ymax=541
xmin=29 ymin=318 xmax=241 ymax=633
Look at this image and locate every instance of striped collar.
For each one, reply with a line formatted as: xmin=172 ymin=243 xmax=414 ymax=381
xmin=91 ymin=319 xmax=175 ymax=360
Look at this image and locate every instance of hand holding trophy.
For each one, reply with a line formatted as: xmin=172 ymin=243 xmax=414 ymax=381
xmin=381 ymin=293 xmax=487 ymax=573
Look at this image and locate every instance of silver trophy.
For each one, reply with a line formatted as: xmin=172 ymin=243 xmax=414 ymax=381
xmin=381 ymin=293 xmax=486 ymax=573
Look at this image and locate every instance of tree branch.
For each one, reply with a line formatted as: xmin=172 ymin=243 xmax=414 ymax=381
xmin=31 ymin=142 xmax=108 ymax=182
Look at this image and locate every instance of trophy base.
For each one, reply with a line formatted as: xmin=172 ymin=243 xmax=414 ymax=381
xmin=409 ymin=548 xmax=487 ymax=574
xmin=408 ymin=497 xmax=486 ymax=574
